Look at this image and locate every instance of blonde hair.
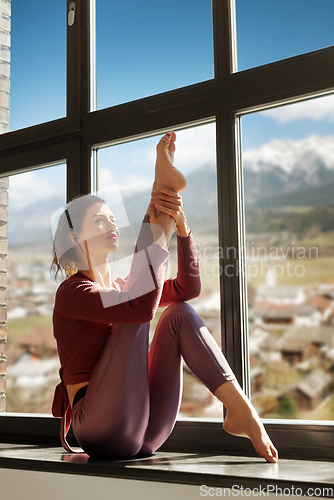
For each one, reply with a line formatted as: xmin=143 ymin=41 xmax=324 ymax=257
xmin=51 ymin=195 xmax=105 ymax=280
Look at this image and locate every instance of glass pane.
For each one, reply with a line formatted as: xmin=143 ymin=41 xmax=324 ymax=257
xmin=241 ymin=94 xmax=334 ymax=420
xmin=236 ymin=0 xmax=334 ymax=71
xmin=8 ymin=1 xmax=66 ymax=131
xmin=97 ymin=123 xmax=224 ymax=418
xmin=5 ymin=164 xmax=66 ymax=413
xmin=96 ymin=0 xmax=214 ymax=110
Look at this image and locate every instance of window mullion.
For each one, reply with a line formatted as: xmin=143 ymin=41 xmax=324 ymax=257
xmin=212 ymin=0 xmax=236 ymax=82
xmin=67 ymin=0 xmax=81 ymax=129
xmin=66 ymin=0 xmax=93 ymax=199
xmin=226 ymin=46 xmax=334 ymax=115
xmin=216 ymin=109 xmax=245 ymax=388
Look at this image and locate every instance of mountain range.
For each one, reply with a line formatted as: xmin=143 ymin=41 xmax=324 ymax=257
xmin=243 ymin=135 xmax=334 ymax=209
xmin=7 ymin=135 xmax=334 ymax=246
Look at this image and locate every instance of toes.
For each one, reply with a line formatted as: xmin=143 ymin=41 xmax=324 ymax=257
xmin=168 ymin=131 xmax=176 ymax=142
xmin=267 ymin=452 xmax=278 ymax=463
xmin=164 ymin=131 xmax=176 ymax=144
xmin=270 ymin=445 xmax=279 ymax=462
xmin=158 ymin=133 xmax=176 ymax=155
xmin=261 ymin=441 xmax=278 ymax=463
xmin=157 ymin=136 xmax=169 ymax=151
xmin=158 ymin=133 xmax=173 ymax=147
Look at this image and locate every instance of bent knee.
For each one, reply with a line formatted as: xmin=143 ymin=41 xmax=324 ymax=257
xmin=163 ymin=301 xmax=195 ymax=316
xmin=161 ymin=301 xmax=203 ymax=325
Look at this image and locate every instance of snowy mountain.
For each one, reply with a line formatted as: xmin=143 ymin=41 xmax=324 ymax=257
xmin=243 ymin=135 xmax=334 ymax=208
xmin=243 ymin=135 xmax=334 ymax=174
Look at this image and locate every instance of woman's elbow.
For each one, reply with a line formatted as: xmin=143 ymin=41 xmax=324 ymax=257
xmin=139 ymin=305 xmax=155 ymax=322
xmin=183 ymin=280 xmax=201 ymax=301
xmin=138 ymin=303 xmax=157 ymax=323
xmin=194 ymin=280 xmax=201 ymax=298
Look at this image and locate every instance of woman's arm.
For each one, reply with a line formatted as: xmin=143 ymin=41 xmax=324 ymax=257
xmin=158 ymin=230 xmax=201 ymax=306
xmin=149 ymin=186 xmax=201 ymax=305
xmin=55 ymin=241 xmax=169 ymax=325
xmin=56 ymin=203 xmax=177 ymax=325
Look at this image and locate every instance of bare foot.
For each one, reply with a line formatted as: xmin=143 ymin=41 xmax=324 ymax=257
xmin=153 ymin=132 xmax=187 ymax=194
xmin=215 ymin=381 xmax=278 ymax=463
xmin=223 ymin=403 xmax=278 ymax=463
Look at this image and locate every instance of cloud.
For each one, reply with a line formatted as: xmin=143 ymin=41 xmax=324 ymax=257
xmin=98 ymin=123 xmax=216 ymax=197
xmin=99 ymin=169 xmax=151 ymax=197
xmin=173 ymin=123 xmax=216 ymax=171
xmin=263 ymin=94 xmax=334 ymax=123
xmin=99 ymin=168 xmax=116 ymax=186
xmin=130 ymin=122 xmax=216 ymax=174
xmin=9 ymin=171 xmax=54 ymax=208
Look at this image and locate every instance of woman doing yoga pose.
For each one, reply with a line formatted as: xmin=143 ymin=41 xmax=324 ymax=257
xmin=51 ymin=132 xmax=278 ymax=463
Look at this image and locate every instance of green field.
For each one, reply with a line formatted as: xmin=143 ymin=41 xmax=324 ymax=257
xmin=7 ymin=315 xmax=53 ymax=347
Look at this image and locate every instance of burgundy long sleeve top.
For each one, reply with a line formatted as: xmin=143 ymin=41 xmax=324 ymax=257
xmin=51 ymin=216 xmax=201 ymax=419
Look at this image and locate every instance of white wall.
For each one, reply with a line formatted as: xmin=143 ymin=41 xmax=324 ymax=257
xmin=0 ymin=469 xmax=330 ymax=500
xmin=0 ymin=469 xmax=199 ymax=500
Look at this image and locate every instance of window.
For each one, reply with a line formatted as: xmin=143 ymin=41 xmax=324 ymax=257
xmin=241 ymin=95 xmax=334 ymax=421
xmin=6 ymin=165 xmax=66 ymax=413
xmin=235 ymin=0 xmax=334 ymax=71
xmin=9 ymin=0 xmax=66 ymax=131
xmin=1 ymin=0 xmax=334 ymax=457
xmin=95 ymin=0 xmax=214 ymax=109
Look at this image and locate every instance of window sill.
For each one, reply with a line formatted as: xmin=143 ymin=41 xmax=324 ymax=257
xmin=0 ymin=414 xmax=334 ymax=460
xmin=0 ymin=442 xmax=333 ymax=497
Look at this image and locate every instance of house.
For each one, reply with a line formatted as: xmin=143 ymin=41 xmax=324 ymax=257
xmin=249 ymin=302 xmax=295 ymax=326
xmin=280 ymin=337 xmax=309 ymax=365
xmin=293 ymin=303 xmax=321 ymax=326
xmin=281 ymin=368 xmax=332 ymax=411
xmin=278 ymin=324 xmax=334 ymax=362
xmin=255 ymin=285 xmax=304 ymax=305
xmin=306 ymin=295 xmax=333 ymax=321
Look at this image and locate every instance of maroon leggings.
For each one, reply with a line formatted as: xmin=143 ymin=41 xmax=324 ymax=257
xmin=71 ymin=301 xmax=236 ymax=458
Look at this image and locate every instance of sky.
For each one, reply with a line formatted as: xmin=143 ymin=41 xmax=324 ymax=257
xmin=6 ymin=0 xmax=334 ymax=208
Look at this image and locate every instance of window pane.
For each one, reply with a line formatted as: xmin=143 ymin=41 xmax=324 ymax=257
xmin=236 ymin=0 xmax=334 ymax=71
xmin=241 ymin=94 xmax=334 ymax=420
xmin=9 ymin=1 xmax=66 ymax=131
xmin=5 ymin=164 xmax=66 ymax=413
xmin=97 ymin=123 xmax=224 ymax=418
xmin=96 ymin=0 xmax=214 ymax=110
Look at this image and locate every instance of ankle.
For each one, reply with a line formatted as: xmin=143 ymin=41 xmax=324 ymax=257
xmin=215 ymin=380 xmax=252 ymax=412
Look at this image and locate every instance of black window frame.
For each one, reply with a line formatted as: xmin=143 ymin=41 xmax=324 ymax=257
xmin=1 ymin=0 xmax=334 ymax=459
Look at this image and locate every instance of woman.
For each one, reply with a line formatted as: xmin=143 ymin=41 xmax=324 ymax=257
xmin=51 ymin=133 xmax=278 ymax=462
